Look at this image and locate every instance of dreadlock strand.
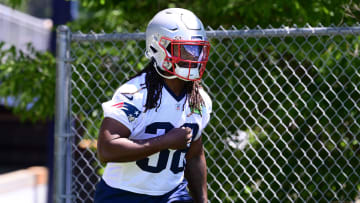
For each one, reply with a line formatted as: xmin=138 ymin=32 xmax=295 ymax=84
xmin=143 ymin=60 xmax=164 ymax=112
xmin=184 ymin=80 xmax=204 ymax=115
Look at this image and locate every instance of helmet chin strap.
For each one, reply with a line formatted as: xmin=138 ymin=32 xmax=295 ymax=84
xmin=153 ymin=62 xmax=178 ymax=80
xmin=152 ymin=59 xmax=199 ymax=81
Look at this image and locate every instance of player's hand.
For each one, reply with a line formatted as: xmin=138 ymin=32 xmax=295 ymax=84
xmin=163 ymin=127 xmax=192 ymax=149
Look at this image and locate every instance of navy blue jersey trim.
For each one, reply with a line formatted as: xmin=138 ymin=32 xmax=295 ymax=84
xmin=163 ymin=82 xmax=186 ymax=102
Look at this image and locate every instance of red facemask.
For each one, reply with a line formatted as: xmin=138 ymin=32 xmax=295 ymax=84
xmin=159 ymin=36 xmax=211 ymax=81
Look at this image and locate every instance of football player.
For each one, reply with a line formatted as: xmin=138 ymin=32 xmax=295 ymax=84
xmin=94 ymin=8 xmax=212 ymax=203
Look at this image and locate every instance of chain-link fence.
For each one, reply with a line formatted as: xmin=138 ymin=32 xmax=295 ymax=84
xmin=54 ymin=25 xmax=360 ymax=203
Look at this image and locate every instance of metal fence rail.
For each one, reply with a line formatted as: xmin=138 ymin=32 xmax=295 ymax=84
xmin=55 ymin=25 xmax=360 ymax=202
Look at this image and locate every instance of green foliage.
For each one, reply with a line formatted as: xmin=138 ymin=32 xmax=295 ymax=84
xmin=0 ymin=0 xmax=26 ymax=8
xmin=69 ymin=0 xmax=359 ymax=33
xmin=1 ymin=0 xmax=358 ymax=123
xmin=0 ymin=42 xmax=56 ymax=122
xmin=202 ymin=32 xmax=360 ymax=201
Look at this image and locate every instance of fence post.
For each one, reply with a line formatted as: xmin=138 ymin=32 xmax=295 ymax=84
xmin=54 ymin=25 xmax=72 ymax=203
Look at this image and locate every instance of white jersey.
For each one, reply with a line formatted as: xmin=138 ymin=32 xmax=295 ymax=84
xmin=101 ymin=73 xmax=212 ymax=196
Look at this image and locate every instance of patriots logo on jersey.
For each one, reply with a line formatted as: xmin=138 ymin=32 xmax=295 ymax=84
xmin=112 ymin=102 xmax=141 ymax=122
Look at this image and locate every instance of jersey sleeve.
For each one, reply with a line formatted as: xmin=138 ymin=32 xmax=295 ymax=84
xmin=102 ymin=84 xmax=143 ymax=133
xmin=193 ymin=89 xmax=212 ymax=141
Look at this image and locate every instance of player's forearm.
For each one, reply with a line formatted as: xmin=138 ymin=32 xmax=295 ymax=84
xmin=185 ymin=152 xmax=208 ymax=203
xmin=98 ymin=134 xmax=167 ymax=163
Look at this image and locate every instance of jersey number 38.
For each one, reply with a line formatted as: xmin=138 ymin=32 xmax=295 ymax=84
xmin=136 ymin=122 xmax=199 ymax=174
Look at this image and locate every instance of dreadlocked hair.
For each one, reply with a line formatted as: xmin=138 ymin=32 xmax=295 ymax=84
xmin=183 ymin=78 xmax=204 ymax=116
xmin=130 ymin=59 xmax=205 ymax=115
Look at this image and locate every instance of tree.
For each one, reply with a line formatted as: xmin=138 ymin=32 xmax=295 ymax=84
xmin=0 ymin=0 xmax=358 ymax=120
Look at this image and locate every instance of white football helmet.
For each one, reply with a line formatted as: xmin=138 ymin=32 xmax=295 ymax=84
xmin=145 ymin=8 xmax=210 ymax=81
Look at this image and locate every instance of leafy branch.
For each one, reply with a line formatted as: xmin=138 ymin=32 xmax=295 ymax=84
xmin=0 ymin=42 xmax=56 ymax=122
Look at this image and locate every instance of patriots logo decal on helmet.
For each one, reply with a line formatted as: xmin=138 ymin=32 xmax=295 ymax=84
xmin=112 ymin=102 xmax=141 ymax=122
